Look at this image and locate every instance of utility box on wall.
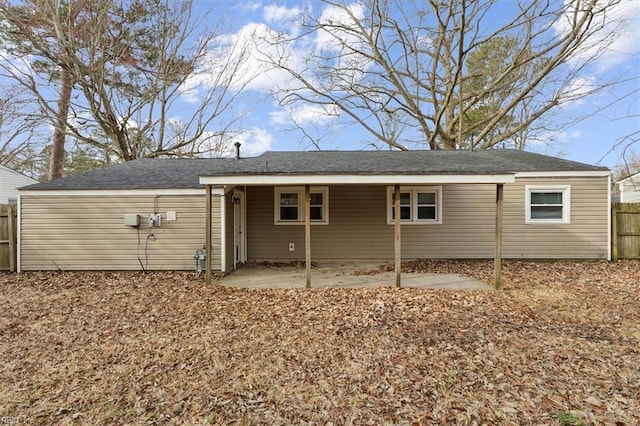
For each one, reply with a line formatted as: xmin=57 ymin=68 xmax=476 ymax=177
xmin=124 ymin=214 xmax=140 ymax=227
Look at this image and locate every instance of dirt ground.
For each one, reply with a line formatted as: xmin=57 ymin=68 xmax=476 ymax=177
xmin=0 ymin=260 xmax=638 ymax=425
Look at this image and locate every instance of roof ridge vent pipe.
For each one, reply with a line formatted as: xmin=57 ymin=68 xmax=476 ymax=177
xmin=234 ymin=142 xmax=241 ymax=160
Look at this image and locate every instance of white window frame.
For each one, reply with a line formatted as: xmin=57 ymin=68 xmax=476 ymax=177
xmin=274 ymin=186 xmax=329 ymax=225
xmin=386 ymin=186 xmax=442 ymax=225
xmin=525 ymin=185 xmax=571 ymax=224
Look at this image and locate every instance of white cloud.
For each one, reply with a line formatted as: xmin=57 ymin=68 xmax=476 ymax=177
xmin=180 ymin=0 xmax=374 ymax=139
xmin=270 ymin=103 xmax=340 ymax=126
xmin=194 ymin=127 xmax=272 ymax=157
xmin=560 ymin=75 xmax=597 ymax=105
xmin=181 ymin=21 xmax=313 ymax=101
xmin=180 ymin=23 xmax=274 ymax=99
xmin=182 ymin=1 xmax=373 ymax=104
xmin=555 ymin=130 xmax=582 ymax=144
xmin=315 ymin=2 xmax=365 ymax=53
xmin=555 ymin=0 xmax=640 ymax=70
xmin=313 ymin=3 xmax=373 ymax=85
xmin=240 ymin=1 xmax=262 ymax=12
xmin=597 ymin=0 xmax=640 ymax=68
xmin=264 ymin=5 xmax=302 ymax=23
xmin=529 ymin=129 xmax=583 ymax=146
xmin=228 ymin=127 xmax=274 ymax=156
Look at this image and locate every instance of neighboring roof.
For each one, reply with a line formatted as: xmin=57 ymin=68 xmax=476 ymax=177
xmin=0 ymin=164 xmax=38 ymax=182
xmin=617 ymin=171 xmax=640 ymax=184
xmin=1 ymin=164 xmax=38 ymax=197
xmin=20 ymin=149 xmax=609 ymax=191
xmin=617 ymin=171 xmax=640 ymax=203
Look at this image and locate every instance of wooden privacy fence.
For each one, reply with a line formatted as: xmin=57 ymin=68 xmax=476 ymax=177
xmin=612 ymin=203 xmax=640 ymax=261
xmin=0 ymin=204 xmax=18 ymax=272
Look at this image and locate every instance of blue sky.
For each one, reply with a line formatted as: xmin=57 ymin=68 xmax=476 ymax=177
xmin=1 ymin=0 xmax=638 ymax=172
xmin=187 ymin=0 xmax=640 ymax=170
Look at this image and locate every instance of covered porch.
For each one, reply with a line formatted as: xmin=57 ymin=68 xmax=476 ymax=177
xmin=201 ymin=174 xmax=514 ymax=290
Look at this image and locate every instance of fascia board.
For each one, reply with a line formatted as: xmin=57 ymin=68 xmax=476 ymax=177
xmin=199 ymin=174 xmax=516 ymax=185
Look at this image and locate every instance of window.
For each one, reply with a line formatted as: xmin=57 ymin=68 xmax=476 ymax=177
xmin=391 ymin=192 xmax=412 ymax=220
xmin=274 ymin=187 xmax=329 ymax=225
xmin=417 ymin=192 xmax=437 ymax=220
xmin=387 ymin=186 xmax=442 ymax=224
xmin=309 ymin=192 xmax=324 ymax=221
xmin=526 ymin=185 xmax=570 ymax=224
xmin=279 ymin=192 xmax=299 ymax=221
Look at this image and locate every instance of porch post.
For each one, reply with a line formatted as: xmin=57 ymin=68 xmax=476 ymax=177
xmin=205 ymin=184 xmax=212 ymax=285
xmin=305 ymin=184 xmax=311 ymax=288
xmin=394 ymin=184 xmax=401 ymax=288
xmin=493 ymin=183 xmax=504 ymax=290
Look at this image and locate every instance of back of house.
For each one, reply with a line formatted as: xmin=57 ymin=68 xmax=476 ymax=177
xmin=17 ymin=149 xmax=611 ymax=272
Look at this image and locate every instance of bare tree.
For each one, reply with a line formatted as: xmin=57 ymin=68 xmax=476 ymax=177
xmin=0 ymin=0 xmax=252 ymax=174
xmin=260 ymin=0 xmax=625 ymax=150
xmin=610 ymin=137 xmax=640 ymax=183
xmin=598 ymin=81 xmax=640 ymax=174
xmin=0 ymin=84 xmax=41 ymax=170
xmin=0 ymin=1 xmax=78 ymax=178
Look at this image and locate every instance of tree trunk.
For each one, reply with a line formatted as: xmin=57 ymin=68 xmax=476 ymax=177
xmin=48 ymin=71 xmax=72 ymax=180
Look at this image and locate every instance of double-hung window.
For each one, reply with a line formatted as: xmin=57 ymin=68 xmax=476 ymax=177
xmin=525 ymin=185 xmax=570 ymax=224
xmin=274 ymin=186 xmax=329 ymax=225
xmin=387 ymin=186 xmax=442 ymax=224
xmin=279 ymin=191 xmax=299 ymax=221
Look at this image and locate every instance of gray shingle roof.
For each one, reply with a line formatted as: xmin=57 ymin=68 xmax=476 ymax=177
xmin=20 ymin=149 xmax=608 ymax=191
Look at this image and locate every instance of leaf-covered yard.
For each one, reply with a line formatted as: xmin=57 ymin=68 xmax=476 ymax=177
xmin=1 ymin=261 xmax=638 ymax=425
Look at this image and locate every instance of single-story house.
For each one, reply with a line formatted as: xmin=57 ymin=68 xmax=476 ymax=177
xmin=617 ymin=172 xmax=640 ymax=203
xmin=18 ymin=149 xmax=611 ymax=284
xmin=0 ymin=164 xmax=37 ymax=204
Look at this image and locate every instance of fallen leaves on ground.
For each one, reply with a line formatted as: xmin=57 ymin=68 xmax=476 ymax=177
xmin=0 ymin=260 xmax=638 ymax=425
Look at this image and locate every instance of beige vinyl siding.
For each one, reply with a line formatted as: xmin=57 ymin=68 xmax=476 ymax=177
xmin=503 ymin=176 xmax=609 ymax=259
xmin=247 ymin=184 xmax=495 ymax=261
xmin=246 ymin=178 xmax=608 ymax=262
xmin=20 ymin=193 xmax=221 ymax=271
xmin=247 ymin=185 xmax=393 ymax=261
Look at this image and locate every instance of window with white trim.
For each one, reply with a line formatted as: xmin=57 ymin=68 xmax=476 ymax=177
xmin=525 ymin=185 xmax=570 ymax=224
xmin=387 ymin=186 xmax=442 ymax=224
xmin=274 ymin=186 xmax=329 ymax=225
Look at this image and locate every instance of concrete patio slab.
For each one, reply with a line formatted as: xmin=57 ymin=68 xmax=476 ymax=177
xmin=221 ymin=264 xmax=492 ymax=290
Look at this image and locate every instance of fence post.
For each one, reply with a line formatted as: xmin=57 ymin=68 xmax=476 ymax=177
xmin=611 ymin=203 xmax=618 ymax=262
xmin=8 ymin=205 xmax=15 ymax=272
xmin=0 ymin=204 xmax=17 ymax=272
